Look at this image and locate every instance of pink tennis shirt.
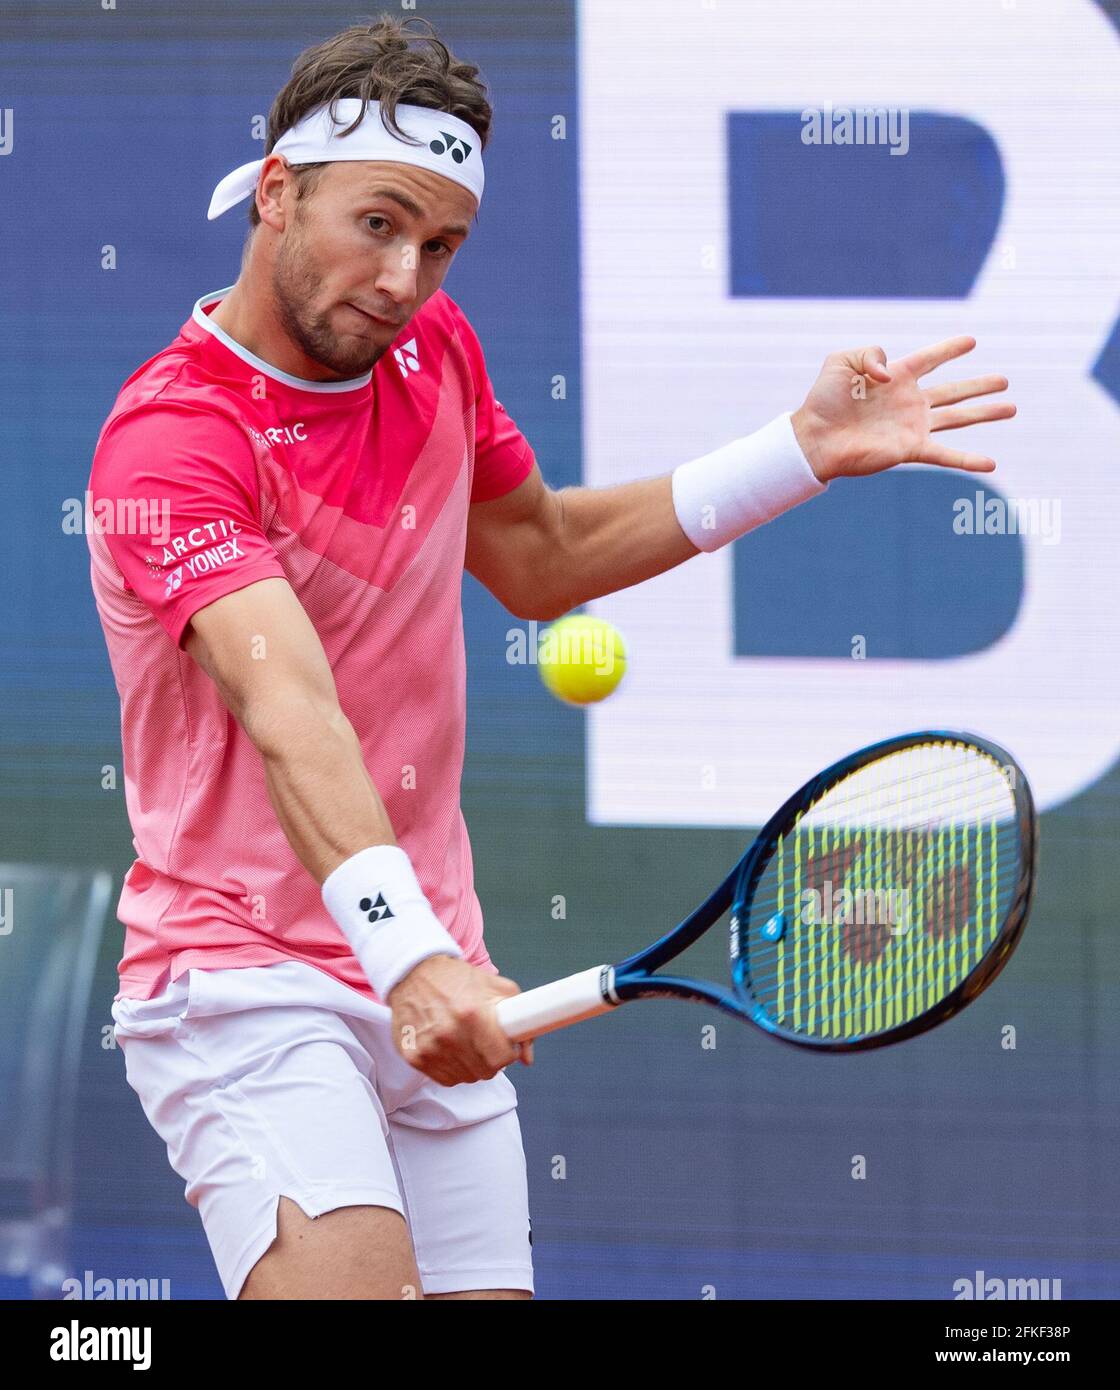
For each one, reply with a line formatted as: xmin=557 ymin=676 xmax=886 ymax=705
xmin=88 ymin=287 xmax=536 ymax=1002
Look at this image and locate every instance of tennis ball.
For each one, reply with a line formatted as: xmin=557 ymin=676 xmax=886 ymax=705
xmin=538 ymin=615 xmax=627 ymax=705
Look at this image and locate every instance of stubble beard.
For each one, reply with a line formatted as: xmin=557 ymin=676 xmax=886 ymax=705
xmin=272 ymin=228 xmax=387 ymax=379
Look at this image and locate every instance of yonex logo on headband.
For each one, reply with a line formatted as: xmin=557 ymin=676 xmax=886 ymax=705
xmin=429 ymin=132 xmax=473 ymax=165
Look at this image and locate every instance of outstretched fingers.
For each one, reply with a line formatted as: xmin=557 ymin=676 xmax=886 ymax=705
xmin=925 ymin=374 xmax=1009 ymax=408
xmin=930 ymin=400 xmax=1017 ymax=433
xmin=914 ymin=440 xmax=996 ymax=473
xmin=897 ymin=335 xmax=977 ymax=379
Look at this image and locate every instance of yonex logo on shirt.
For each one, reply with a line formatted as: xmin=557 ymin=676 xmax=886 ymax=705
xmin=147 ymin=518 xmax=248 ymax=598
xmin=160 ymin=538 xmax=245 ymax=598
xmin=393 ymin=338 xmax=421 ymax=379
xmin=359 ymin=892 xmax=396 ymax=924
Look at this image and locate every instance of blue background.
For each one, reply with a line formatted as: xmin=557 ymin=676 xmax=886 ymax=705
xmin=1 ymin=0 xmax=1118 ymax=1300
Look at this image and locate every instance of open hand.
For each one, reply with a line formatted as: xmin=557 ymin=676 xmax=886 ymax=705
xmin=791 ymin=336 xmax=1016 ymax=483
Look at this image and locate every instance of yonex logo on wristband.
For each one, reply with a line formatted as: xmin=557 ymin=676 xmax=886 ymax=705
xmin=359 ymin=893 xmax=395 ymax=923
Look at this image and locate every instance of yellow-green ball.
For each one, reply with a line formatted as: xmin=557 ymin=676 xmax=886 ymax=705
xmin=538 ymin=615 xmax=627 ymax=706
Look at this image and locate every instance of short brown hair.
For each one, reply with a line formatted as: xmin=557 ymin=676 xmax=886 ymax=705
xmin=248 ymin=13 xmax=492 ymax=227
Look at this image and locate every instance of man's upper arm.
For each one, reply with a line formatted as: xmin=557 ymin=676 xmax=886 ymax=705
xmin=184 ymin=578 xmax=341 ymax=744
xmin=465 ymin=462 xmax=566 ymax=616
xmin=91 ymin=403 xmax=287 ymax=648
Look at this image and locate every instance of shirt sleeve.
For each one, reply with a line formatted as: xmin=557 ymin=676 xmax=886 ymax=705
xmin=448 ymin=299 xmax=538 ymax=503
xmin=90 ymin=403 xmax=288 ymax=647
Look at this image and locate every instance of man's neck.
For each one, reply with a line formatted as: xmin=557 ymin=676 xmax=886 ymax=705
xmin=209 ymin=273 xmax=346 ymax=384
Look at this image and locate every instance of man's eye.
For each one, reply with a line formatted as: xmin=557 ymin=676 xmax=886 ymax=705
xmin=366 ymin=216 xmax=389 ymax=233
xmin=426 ymin=241 xmax=452 ymax=259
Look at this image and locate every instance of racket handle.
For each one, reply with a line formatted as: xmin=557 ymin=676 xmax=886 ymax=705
xmin=495 ymin=965 xmax=617 ymax=1042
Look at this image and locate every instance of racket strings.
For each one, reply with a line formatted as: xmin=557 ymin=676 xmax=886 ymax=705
xmin=796 ymin=753 xmax=1016 ymax=829
xmin=739 ymin=743 xmax=1023 ymax=1042
xmin=750 ymin=839 xmax=1022 ymax=950
xmin=795 ymin=783 xmax=1015 ymax=841
xmin=744 ymin=857 xmax=1016 ymax=992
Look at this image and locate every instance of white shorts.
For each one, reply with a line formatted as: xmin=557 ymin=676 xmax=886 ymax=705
xmin=112 ymin=960 xmax=534 ymax=1299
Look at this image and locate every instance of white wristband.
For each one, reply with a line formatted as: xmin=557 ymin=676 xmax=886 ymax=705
xmin=321 ymin=844 xmax=463 ymax=1001
xmin=671 ymin=411 xmax=826 ymax=553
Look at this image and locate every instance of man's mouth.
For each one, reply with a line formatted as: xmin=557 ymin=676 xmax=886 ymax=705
xmin=346 ymin=303 xmax=400 ymax=330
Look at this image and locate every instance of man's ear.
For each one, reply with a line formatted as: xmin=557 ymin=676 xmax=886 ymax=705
xmin=256 ymin=154 xmax=294 ymax=232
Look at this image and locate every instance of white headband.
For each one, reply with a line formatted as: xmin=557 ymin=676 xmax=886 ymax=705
xmin=207 ymin=99 xmax=484 ymax=220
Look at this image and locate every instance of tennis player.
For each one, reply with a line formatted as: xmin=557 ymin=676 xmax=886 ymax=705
xmin=87 ymin=15 xmax=1015 ymax=1301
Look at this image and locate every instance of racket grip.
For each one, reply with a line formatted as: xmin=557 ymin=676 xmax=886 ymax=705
xmin=495 ymin=965 xmax=617 ymax=1042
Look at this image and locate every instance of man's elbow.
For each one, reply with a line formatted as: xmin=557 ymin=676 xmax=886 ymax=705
xmin=506 ymin=541 xmax=575 ymax=622
xmin=499 ymin=488 xmax=576 ymax=621
xmin=504 ymin=591 xmax=572 ymax=623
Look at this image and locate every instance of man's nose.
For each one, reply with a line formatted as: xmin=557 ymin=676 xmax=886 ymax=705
xmin=373 ymin=247 xmax=421 ymax=304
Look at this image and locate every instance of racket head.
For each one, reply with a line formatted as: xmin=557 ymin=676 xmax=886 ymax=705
xmin=728 ymin=730 xmax=1036 ymax=1051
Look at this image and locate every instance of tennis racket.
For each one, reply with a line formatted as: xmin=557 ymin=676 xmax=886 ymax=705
xmin=495 ymin=730 xmax=1036 ymax=1051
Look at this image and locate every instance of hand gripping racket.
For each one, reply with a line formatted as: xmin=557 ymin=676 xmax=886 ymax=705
xmin=495 ymin=731 xmax=1036 ymax=1051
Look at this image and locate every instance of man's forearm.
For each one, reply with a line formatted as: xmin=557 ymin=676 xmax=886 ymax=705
xmin=247 ymin=699 xmax=465 ymax=998
xmin=183 ymin=580 xmax=466 ymax=1003
xmin=247 ymin=699 xmax=396 ymax=884
xmin=543 ymin=474 xmax=699 ymax=617
xmin=542 ymin=413 xmax=820 ymax=615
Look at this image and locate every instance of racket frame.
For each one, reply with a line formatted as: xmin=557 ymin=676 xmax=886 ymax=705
xmin=495 ymin=730 xmax=1037 ymax=1049
xmin=614 ymin=729 xmax=1037 ymax=1050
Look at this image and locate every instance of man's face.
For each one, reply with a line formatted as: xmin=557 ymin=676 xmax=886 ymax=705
xmin=269 ymin=159 xmax=477 ymax=378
